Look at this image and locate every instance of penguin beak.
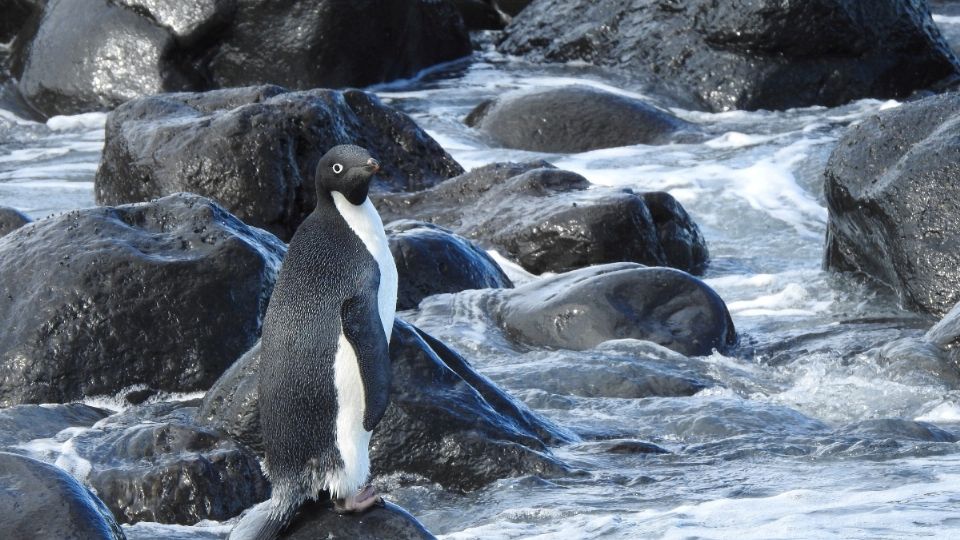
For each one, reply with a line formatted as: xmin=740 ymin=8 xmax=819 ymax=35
xmin=364 ymin=158 xmax=380 ymax=174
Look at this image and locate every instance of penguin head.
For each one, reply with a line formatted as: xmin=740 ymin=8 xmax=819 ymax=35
xmin=315 ymin=144 xmax=381 ymax=205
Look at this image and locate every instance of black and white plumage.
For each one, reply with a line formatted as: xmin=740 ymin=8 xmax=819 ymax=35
xmin=230 ymin=145 xmax=397 ymax=540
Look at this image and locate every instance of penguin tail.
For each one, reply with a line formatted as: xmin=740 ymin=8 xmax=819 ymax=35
xmin=228 ymin=497 xmax=296 ymax=540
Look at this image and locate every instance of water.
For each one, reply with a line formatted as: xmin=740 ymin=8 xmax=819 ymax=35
xmin=4 ymin=25 xmax=960 ymax=540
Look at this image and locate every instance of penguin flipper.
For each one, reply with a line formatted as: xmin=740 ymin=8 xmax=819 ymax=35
xmin=340 ymin=294 xmax=391 ymax=431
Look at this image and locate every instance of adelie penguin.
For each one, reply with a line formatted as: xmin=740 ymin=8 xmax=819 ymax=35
xmin=230 ymin=145 xmax=398 ymax=540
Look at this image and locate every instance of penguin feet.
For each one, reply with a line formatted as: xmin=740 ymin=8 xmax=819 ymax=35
xmin=333 ymin=485 xmax=382 ymax=514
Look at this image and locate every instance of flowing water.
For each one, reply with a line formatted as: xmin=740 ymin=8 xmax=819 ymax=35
xmin=4 ymin=23 xmax=960 ymax=540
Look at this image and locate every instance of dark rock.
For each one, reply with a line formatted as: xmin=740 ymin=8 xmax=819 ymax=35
xmin=573 ymin=439 xmax=670 ymax=455
xmin=123 ymin=387 xmax=158 ymax=406
xmin=500 ymin=0 xmax=960 ymax=112
xmin=490 ymin=263 xmax=737 ymax=356
xmin=834 ymin=419 xmax=958 ymax=442
xmin=824 ymin=92 xmax=960 ymax=316
xmin=374 ymin=162 xmax=708 ymax=275
xmin=0 ymin=0 xmax=44 ymax=44
xmin=464 ymin=85 xmax=699 ymax=152
xmin=13 ymin=0 xmax=470 ymax=117
xmin=68 ymin=401 xmax=269 ymax=525
xmin=0 ymin=451 xmax=125 ymax=540
xmin=280 ymin=500 xmax=434 ymax=540
xmin=387 ymin=220 xmax=512 ymax=310
xmin=488 ymin=341 xmax=715 ymax=398
xmin=449 ymin=0 xmax=508 ymax=30
xmin=0 ymin=206 xmax=31 ymax=238
xmin=200 ymin=320 xmax=575 ymax=492
xmin=95 ymin=86 xmax=464 ymax=240
xmin=0 ymin=403 xmax=109 ymax=449
xmin=0 ymin=193 xmax=286 ymax=406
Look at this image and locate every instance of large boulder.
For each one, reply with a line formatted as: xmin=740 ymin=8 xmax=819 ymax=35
xmin=65 ymin=401 xmax=270 ymax=525
xmin=0 ymin=452 xmax=126 ymax=540
xmin=500 ymin=0 xmax=960 ymax=112
xmin=12 ymin=0 xmax=470 ymax=117
xmin=95 ymin=86 xmax=464 ymax=240
xmin=824 ymin=92 xmax=960 ymax=316
xmin=0 ymin=193 xmax=286 ymax=406
xmin=374 ymin=161 xmax=709 ymax=275
xmin=465 ymin=85 xmax=699 ymax=152
xmin=199 ymin=320 xmax=575 ymax=492
xmin=488 ymin=263 xmax=736 ymax=356
xmin=0 ymin=206 xmax=31 ymax=238
xmin=387 ymin=220 xmax=513 ymax=310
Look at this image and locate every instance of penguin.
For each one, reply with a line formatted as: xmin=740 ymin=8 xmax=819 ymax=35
xmin=229 ymin=145 xmax=398 ymax=540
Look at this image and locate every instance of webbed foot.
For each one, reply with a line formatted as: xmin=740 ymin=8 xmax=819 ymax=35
xmin=333 ymin=484 xmax=382 ymax=514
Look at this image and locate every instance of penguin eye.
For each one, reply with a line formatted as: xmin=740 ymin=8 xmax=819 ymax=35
xmin=332 ymin=163 xmax=344 ymax=174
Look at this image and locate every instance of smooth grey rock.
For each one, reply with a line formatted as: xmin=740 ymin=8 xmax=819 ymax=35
xmin=465 ymin=85 xmax=699 ymax=152
xmin=491 ymin=263 xmax=736 ymax=356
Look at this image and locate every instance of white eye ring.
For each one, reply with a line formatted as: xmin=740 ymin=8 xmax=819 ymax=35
xmin=332 ymin=163 xmax=343 ymax=174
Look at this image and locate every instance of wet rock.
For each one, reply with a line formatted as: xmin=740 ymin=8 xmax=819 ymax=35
xmin=0 ymin=403 xmax=109 ymax=449
xmin=0 ymin=0 xmax=43 ymax=45
xmin=0 ymin=451 xmax=125 ymax=540
xmin=450 ymin=0 xmax=508 ymax=30
xmin=95 ymin=86 xmax=464 ymax=240
xmin=834 ymin=419 xmax=958 ymax=442
xmin=0 ymin=206 xmax=31 ymax=238
xmin=491 ymin=263 xmax=736 ymax=356
xmin=374 ymin=162 xmax=709 ymax=275
xmin=200 ymin=320 xmax=575 ymax=492
xmin=824 ymin=92 xmax=960 ymax=316
xmin=12 ymin=0 xmax=470 ymax=117
xmin=68 ymin=401 xmax=269 ymax=525
xmin=0 ymin=193 xmax=286 ymax=406
xmin=387 ymin=220 xmax=512 ymax=310
xmin=572 ymin=439 xmax=670 ymax=455
xmin=280 ymin=499 xmax=434 ymax=540
xmin=465 ymin=85 xmax=699 ymax=152
xmin=500 ymin=0 xmax=959 ymax=112
xmin=488 ymin=341 xmax=714 ymax=398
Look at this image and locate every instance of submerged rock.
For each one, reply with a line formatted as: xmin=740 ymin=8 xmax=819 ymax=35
xmin=0 ymin=452 xmax=126 ymax=540
xmin=0 ymin=193 xmax=286 ymax=406
xmin=12 ymin=0 xmax=470 ymax=117
xmin=490 ymin=263 xmax=736 ymax=356
xmin=824 ymin=92 xmax=960 ymax=317
xmin=465 ymin=85 xmax=699 ymax=152
xmin=375 ymin=162 xmax=709 ymax=275
xmin=387 ymin=220 xmax=513 ymax=310
xmin=200 ymin=320 xmax=575 ymax=492
xmin=95 ymin=86 xmax=463 ymax=240
xmin=68 ymin=401 xmax=269 ymax=525
xmin=0 ymin=403 xmax=109 ymax=449
xmin=500 ymin=0 xmax=959 ymax=112
xmin=0 ymin=206 xmax=31 ymax=238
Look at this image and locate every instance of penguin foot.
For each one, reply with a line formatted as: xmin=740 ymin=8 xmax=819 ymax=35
xmin=333 ymin=485 xmax=382 ymax=514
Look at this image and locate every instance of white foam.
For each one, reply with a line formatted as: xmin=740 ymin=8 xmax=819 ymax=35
xmin=915 ymin=401 xmax=960 ymax=423
xmin=486 ymin=250 xmax=538 ymax=285
xmin=45 ymin=112 xmax=108 ymax=132
xmin=933 ymin=14 xmax=960 ymax=25
xmin=726 ymin=283 xmax=832 ymax=318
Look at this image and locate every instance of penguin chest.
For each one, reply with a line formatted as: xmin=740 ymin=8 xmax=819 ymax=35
xmin=330 ymin=193 xmax=398 ymax=339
